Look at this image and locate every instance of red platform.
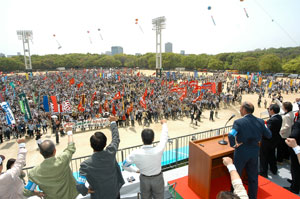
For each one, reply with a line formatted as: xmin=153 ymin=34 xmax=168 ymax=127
xmin=168 ymin=175 xmax=300 ymax=199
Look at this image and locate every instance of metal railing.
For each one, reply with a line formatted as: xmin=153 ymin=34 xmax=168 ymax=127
xmin=22 ymin=124 xmax=233 ymax=177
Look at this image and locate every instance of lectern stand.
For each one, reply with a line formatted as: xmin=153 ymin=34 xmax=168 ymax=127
xmin=188 ymin=135 xmax=234 ymax=199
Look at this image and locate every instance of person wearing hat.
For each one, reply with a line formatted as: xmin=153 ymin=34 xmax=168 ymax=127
xmin=0 ymin=139 xmax=44 ymax=198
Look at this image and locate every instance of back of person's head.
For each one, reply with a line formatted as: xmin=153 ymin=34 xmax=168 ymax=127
xmin=269 ymin=104 xmax=280 ymax=114
xmin=141 ymin=129 xmax=154 ymax=145
xmin=283 ymin=101 xmax=293 ymax=113
xmin=39 ymin=140 xmax=56 ymax=159
xmin=217 ymin=191 xmax=240 ymax=199
xmin=242 ymin=102 xmax=254 ymax=114
xmin=90 ymin=132 xmax=107 ymax=152
xmin=6 ymin=158 xmax=16 ymax=170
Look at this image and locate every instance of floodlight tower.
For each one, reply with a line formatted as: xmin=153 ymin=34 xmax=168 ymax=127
xmin=152 ymin=16 xmax=166 ymax=78
xmin=17 ymin=30 xmax=33 ymax=71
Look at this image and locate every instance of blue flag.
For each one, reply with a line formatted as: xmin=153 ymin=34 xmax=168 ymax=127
xmin=43 ymin=96 xmax=49 ymax=112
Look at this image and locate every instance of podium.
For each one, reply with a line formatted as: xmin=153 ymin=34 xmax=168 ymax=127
xmin=188 ymin=135 xmax=234 ymax=199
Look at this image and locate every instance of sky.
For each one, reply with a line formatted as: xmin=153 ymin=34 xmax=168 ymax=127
xmin=0 ymin=0 xmax=300 ymax=56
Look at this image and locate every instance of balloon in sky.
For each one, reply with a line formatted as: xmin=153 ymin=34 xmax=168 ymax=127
xmin=240 ymin=0 xmax=249 ymax=18
xmin=87 ymin=30 xmax=92 ymax=44
xmin=53 ymin=34 xmax=62 ymax=49
xmin=135 ymin=18 xmax=144 ymax=33
xmin=207 ymin=6 xmax=215 ymax=26
xmin=97 ymin=28 xmax=103 ymax=40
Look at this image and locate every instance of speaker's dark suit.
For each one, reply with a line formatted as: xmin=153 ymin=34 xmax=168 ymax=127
xmin=289 ymin=118 xmax=300 ymax=194
xmin=260 ymin=114 xmax=282 ymax=177
xmin=229 ymin=114 xmax=272 ymax=199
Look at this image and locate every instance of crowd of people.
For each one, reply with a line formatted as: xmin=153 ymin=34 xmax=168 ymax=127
xmin=0 ymin=69 xmax=299 ymax=145
xmin=1 ymin=69 xmax=300 ymax=199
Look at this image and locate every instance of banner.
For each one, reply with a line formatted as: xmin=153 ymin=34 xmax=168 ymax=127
xmin=268 ymin=81 xmax=272 ymax=88
xmin=166 ymin=72 xmax=170 ymax=80
xmin=43 ymin=96 xmax=50 ymax=112
xmin=1 ymin=102 xmax=15 ymax=125
xmin=194 ymin=70 xmax=198 ymax=78
xmin=50 ymin=96 xmax=59 ymax=113
xmin=19 ymin=93 xmax=32 ymax=120
xmin=217 ymin=82 xmax=222 ymax=93
xmin=19 ymin=100 xmax=25 ymax=113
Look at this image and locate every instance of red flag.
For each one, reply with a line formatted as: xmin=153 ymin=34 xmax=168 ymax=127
xmin=140 ymin=97 xmax=147 ymax=109
xmin=170 ymin=86 xmax=179 ymax=92
xmin=161 ymin=80 xmax=164 ymax=86
xmin=90 ymin=91 xmax=97 ymax=107
xmin=112 ymin=104 xmax=116 ymax=116
xmin=150 ymin=80 xmax=155 ymax=84
xmin=189 ymin=80 xmax=198 ymax=88
xmin=57 ymin=77 xmax=62 ymax=84
xmin=192 ymin=93 xmax=204 ymax=103
xmin=99 ymin=104 xmax=103 ymax=114
xmin=150 ymin=89 xmax=154 ymax=96
xmin=78 ymin=103 xmax=85 ymax=112
xmin=50 ymin=96 xmax=59 ymax=113
xmin=104 ymin=100 xmax=108 ymax=112
xmin=143 ymin=88 xmax=147 ymax=100
xmin=137 ymin=72 xmax=140 ymax=77
xmin=113 ymin=92 xmax=122 ymax=100
xmin=180 ymin=80 xmax=188 ymax=86
xmin=69 ymin=78 xmax=75 ymax=85
xmin=43 ymin=76 xmax=47 ymax=81
xmin=77 ymin=82 xmax=83 ymax=89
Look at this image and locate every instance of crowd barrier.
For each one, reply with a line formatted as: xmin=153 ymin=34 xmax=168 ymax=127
xmin=22 ymin=125 xmax=233 ymax=176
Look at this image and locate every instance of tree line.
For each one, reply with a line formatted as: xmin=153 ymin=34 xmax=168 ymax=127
xmin=1 ymin=46 xmax=300 ymax=73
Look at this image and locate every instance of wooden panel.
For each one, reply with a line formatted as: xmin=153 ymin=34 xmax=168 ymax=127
xmin=188 ymin=135 xmax=234 ymax=198
xmin=188 ymin=141 xmax=211 ymax=199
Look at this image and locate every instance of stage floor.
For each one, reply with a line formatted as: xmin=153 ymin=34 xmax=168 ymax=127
xmin=168 ymin=174 xmax=300 ymax=199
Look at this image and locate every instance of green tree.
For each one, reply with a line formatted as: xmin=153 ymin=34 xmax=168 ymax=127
xmin=239 ymin=57 xmax=259 ymax=72
xmin=282 ymin=56 xmax=300 ymax=73
xmin=208 ymin=58 xmax=223 ymax=70
xmin=259 ymin=54 xmax=282 ymax=72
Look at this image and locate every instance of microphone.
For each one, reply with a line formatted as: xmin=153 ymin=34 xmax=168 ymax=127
xmin=219 ymin=114 xmax=236 ymax=145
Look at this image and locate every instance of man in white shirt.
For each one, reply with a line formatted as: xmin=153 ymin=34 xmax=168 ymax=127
xmin=0 ymin=139 xmax=43 ymax=199
xmin=123 ymin=120 xmax=168 ymax=199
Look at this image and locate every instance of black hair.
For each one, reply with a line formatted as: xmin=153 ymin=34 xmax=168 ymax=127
xmin=269 ymin=104 xmax=280 ymax=114
xmin=141 ymin=129 xmax=154 ymax=145
xmin=39 ymin=140 xmax=56 ymax=159
xmin=283 ymin=102 xmax=293 ymax=113
xmin=6 ymin=158 xmax=16 ymax=170
xmin=242 ymin=102 xmax=254 ymax=114
xmin=90 ymin=132 xmax=107 ymax=151
xmin=217 ymin=191 xmax=240 ymax=199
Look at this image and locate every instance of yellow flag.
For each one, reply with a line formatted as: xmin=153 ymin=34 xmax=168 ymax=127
xmin=268 ymin=81 xmax=272 ymax=88
xmin=99 ymin=73 xmax=102 ymax=78
xmin=290 ymin=79 xmax=293 ymax=86
xmin=25 ymin=73 xmax=29 ymax=80
xmin=246 ymin=75 xmax=248 ymax=80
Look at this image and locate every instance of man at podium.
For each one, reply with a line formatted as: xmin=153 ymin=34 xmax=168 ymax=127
xmin=228 ymin=102 xmax=271 ymax=199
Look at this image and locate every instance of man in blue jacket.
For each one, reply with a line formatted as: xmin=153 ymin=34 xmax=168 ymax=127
xmin=228 ymin=102 xmax=272 ymax=199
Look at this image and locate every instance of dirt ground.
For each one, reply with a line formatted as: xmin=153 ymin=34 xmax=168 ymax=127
xmin=1 ymin=70 xmax=299 ymax=168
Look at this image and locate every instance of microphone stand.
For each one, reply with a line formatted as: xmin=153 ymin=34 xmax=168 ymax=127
xmin=218 ymin=119 xmax=230 ymax=145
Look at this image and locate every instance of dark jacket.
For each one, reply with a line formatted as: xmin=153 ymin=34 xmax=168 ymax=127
xmin=76 ymin=123 xmax=125 ymax=199
xmin=262 ymin=114 xmax=282 ymax=148
xmin=229 ymin=114 xmax=272 ymax=156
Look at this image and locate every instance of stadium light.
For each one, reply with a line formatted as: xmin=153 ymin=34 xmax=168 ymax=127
xmin=17 ymin=30 xmax=33 ymax=71
xmin=152 ymin=16 xmax=166 ymax=78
